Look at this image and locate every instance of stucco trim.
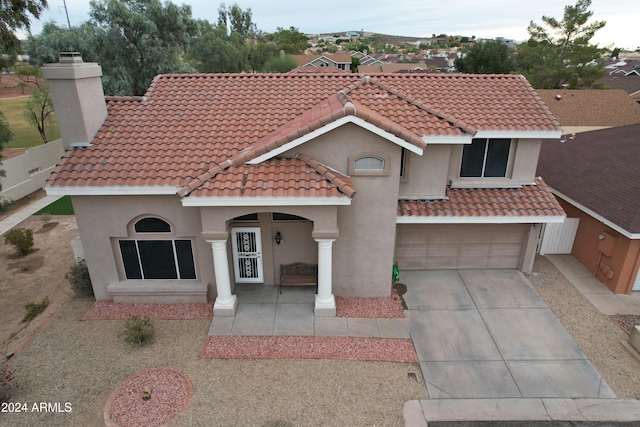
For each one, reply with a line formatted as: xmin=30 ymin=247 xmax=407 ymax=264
xmin=44 ymin=185 xmax=178 ymax=196
xmin=421 ymin=135 xmax=473 ymax=144
xmin=550 ymin=188 xmax=640 ymax=239
xmin=181 ymin=196 xmax=352 ymax=207
xmin=247 ymin=115 xmax=424 ymax=165
xmin=475 ymin=130 xmax=562 ymax=139
xmin=396 ymin=215 xmax=565 ymax=224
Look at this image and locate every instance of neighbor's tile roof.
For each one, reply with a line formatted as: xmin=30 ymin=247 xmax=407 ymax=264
xmin=536 ymin=89 xmax=640 ymax=127
xmin=47 ymin=73 xmax=560 ymax=199
xmin=537 ymin=123 xmax=640 ymax=234
xmin=397 ymin=178 xmax=564 ymax=219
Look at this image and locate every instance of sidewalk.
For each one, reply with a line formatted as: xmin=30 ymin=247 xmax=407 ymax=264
xmin=546 ymin=254 xmax=640 ymax=315
xmin=0 ymin=195 xmax=62 ymax=236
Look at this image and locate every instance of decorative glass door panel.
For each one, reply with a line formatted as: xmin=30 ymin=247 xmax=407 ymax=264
xmin=231 ymin=227 xmax=264 ymax=283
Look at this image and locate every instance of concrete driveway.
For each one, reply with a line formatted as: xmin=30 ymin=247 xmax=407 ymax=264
xmin=401 ymin=269 xmax=616 ymax=399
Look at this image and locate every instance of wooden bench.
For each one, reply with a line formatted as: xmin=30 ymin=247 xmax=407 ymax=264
xmin=280 ymin=263 xmax=318 ymax=294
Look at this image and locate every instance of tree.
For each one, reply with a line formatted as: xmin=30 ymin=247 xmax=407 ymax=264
xmin=0 ymin=0 xmax=48 ymax=70
xmin=262 ymin=53 xmax=297 ymax=73
xmin=266 ymin=27 xmax=309 ymax=55
xmin=89 ymin=0 xmax=197 ymax=95
xmin=454 ymin=40 xmax=515 ymax=74
xmin=26 ymin=22 xmax=100 ymax=66
xmin=15 ymin=66 xmax=55 ymax=143
xmin=217 ymin=3 xmax=256 ymax=39
xmin=189 ymin=19 xmax=247 ymax=73
xmin=516 ymin=0 xmax=606 ymax=89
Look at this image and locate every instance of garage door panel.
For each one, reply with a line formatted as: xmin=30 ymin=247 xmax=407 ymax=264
xmin=396 ymin=224 xmax=526 ymax=270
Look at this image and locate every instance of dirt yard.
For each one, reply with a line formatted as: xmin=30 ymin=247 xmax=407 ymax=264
xmin=0 ymin=215 xmax=78 ymax=358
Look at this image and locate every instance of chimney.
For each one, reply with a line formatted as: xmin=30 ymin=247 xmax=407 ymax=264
xmin=42 ymin=52 xmax=108 ymax=149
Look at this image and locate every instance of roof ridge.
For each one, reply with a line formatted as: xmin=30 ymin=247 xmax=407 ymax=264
xmin=296 ymin=153 xmax=356 ymax=198
xmin=105 ymin=96 xmax=146 ymax=102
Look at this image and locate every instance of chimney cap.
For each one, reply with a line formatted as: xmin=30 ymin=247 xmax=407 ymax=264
xmin=59 ymin=52 xmax=83 ymax=64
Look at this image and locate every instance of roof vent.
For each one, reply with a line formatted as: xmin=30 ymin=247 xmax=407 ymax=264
xmin=59 ymin=52 xmax=83 ymax=64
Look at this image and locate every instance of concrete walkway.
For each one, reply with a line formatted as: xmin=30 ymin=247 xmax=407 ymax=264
xmin=208 ymin=284 xmax=410 ymax=338
xmin=546 ymin=254 xmax=640 ymax=315
xmin=0 ymin=195 xmax=62 ymax=236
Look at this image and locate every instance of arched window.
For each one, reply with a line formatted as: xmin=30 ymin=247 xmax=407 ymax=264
xmin=119 ymin=216 xmax=195 ymax=280
xmin=134 ymin=217 xmax=171 ymax=233
xmin=354 ymin=156 xmax=384 ymax=171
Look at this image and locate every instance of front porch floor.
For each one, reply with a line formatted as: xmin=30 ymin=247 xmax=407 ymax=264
xmin=208 ymin=284 xmax=410 ymax=338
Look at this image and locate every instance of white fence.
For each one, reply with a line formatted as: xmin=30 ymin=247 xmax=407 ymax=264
xmin=538 ymin=218 xmax=580 ymax=255
xmin=0 ymin=139 xmax=64 ymax=201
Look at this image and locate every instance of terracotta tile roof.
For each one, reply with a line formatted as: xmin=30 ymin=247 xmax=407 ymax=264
xmin=537 ymin=123 xmax=640 ymax=234
xmin=397 ymin=178 xmax=564 ymax=220
xmin=47 ymin=73 xmax=560 ymax=196
xmin=537 ymin=89 xmax=640 ymax=127
xmin=181 ymin=154 xmax=355 ymax=199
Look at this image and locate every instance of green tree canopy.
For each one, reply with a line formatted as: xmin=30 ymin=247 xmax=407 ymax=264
xmin=454 ymin=40 xmax=515 ymax=74
xmin=1 ymin=0 xmax=48 ymax=69
xmin=266 ymin=26 xmax=309 ymax=55
xmin=26 ymin=22 xmax=100 ymax=66
xmin=517 ymin=0 xmax=606 ymax=88
xmin=262 ymin=53 xmax=297 ymax=73
xmin=188 ymin=19 xmax=247 ymax=73
xmin=0 ymin=111 xmax=13 ymax=192
xmin=89 ymin=0 xmax=197 ymax=95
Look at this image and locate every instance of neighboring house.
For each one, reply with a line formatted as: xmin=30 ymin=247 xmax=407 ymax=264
xmin=536 ymin=89 xmax=640 ymax=134
xmin=291 ymin=54 xmax=352 ymax=71
xmin=537 ymin=124 xmax=640 ymax=294
xmin=43 ymin=55 xmax=564 ymax=317
xmin=597 ymin=60 xmax=640 ymax=104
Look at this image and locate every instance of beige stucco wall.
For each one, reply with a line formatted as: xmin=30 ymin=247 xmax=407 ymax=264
xmin=285 ymin=123 xmax=402 ymax=297
xmin=399 ymin=144 xmax=450 ymax=198
xmin=71 ymin=195 xmax=212 ymax=300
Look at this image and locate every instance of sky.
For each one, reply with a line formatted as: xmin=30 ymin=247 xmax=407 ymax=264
xmin=29 ymin=0 xmax=640 ymax=51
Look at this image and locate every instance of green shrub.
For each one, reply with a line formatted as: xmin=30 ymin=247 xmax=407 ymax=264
xmin=66 ymin=258 xmax=93 ymax=297
xmin=4 ymin=228 xmax=34 ymax=255
xmin=22 ymin=296 xmax=49 ymax=322
xmin=0 ymin=198 xmax=14 ymax=213
xmin=120 ymin=315 xmax=155 ymax=345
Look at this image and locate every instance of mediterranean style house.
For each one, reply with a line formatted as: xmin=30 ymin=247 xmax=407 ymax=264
xmin=43 ymin=54 xmax=565 ymax=317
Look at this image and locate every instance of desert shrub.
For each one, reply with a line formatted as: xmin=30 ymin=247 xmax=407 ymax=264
xmin=22 ymin=296 xmax=49 ymax=322
xmin=0 ymin=364 xmax=18 ymax=403
xmin=40 ymin=212 xmax=52 ymax=225
xmin=66 ymin=258 xmax=93 ymax=297
xmin=4 ymin=228 xmax=34 ymax=255
xmin=120 ymin=315 xmax=155 ymax=345
xmin=0 ymin=198 xmax=14 ymax=213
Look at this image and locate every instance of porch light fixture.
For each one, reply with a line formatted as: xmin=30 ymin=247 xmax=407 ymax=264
xmin=275 ymin=231 xmax=282 ymax=245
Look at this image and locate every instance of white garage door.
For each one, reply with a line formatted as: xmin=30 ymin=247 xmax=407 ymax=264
xmin=395 ymin=224 xmax=527 ymax=270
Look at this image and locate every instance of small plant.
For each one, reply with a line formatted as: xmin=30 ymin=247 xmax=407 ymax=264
xmin=40 ymin=212 xmax=52 ymax=225
xmin=0 ymin=198 xmax=14 ymax=214
xmin=1 ymin=364 xmax=19 ymax=403
xmin=66 ymin=258 xmax=93 ymax=297
xmin=4 ymin=228 xmax=34 ymax=256
xmin=120 ymin=315 xmax=155 ymax=345
xmin=22 ymin=296 xmax=49 ymax=322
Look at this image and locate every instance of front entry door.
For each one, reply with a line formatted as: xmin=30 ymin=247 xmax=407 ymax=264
xmin=231 ymin=227 xmax=264 ymax=283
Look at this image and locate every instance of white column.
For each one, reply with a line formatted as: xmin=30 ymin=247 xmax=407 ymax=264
xmin=315 ymin=238 xmax=336 ymax=316
xmin=208 ymin=239 xmax=238 ymax=316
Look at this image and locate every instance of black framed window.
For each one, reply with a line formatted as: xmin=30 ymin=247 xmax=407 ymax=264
xmin=134 ymin=217 xmax=171 ymax=233
xmin=460 ymin=138 xmax=511 ymax=178
xmin=119 ymin=239 xmax=196 ymax=280
xmin=271 ymin=213 xmax=309 ymax=222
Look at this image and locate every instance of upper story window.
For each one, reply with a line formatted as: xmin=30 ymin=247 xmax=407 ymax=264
xmin=349 ymin=152 xmax=390 ymax=176
xmin=460 ymin=138 xmax=511 ymax=178
xmin=354 ymin=156 xmax=384 ymax=171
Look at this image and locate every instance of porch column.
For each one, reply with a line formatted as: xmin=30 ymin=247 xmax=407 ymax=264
xmin=207 ymin=239 xmax=238 ymax=316
xmin=315 ymin=238 xmax=336 ymax=316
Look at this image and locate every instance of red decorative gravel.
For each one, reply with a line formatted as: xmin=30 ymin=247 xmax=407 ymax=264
xmin=104 ymin=368 xmax=193 ymax=427
xmin=80 ymin=301 xmax=214 ymax=320
xmin=201 ymin=336 xmax=417 ymax=362
xmin=336 ymin=287 xmax=405 ymax=318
